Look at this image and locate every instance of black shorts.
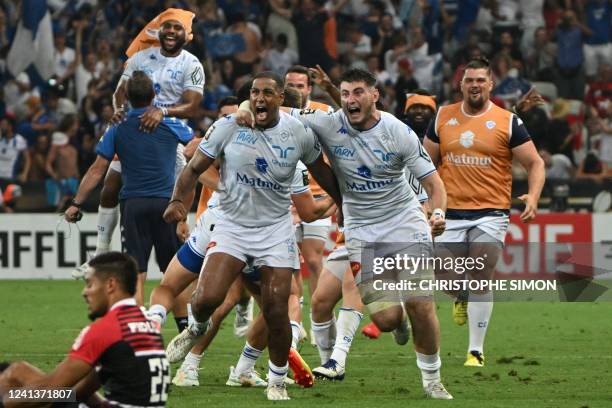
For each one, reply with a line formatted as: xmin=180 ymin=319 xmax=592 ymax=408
xmin=120 ymin=197 xmax=179 ymax=273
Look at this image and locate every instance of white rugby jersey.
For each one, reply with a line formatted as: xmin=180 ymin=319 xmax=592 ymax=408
xmin=290 ymin=108 xmax=435 ymax=227
xmin=198 ymin=112 xmax=320 ymax=227
xmin=122 ymin=47 xmax=204 ymax=108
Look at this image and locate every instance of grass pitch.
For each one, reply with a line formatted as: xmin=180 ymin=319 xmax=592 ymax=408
xmin=1 ymin=280 xmax=611 ymax=408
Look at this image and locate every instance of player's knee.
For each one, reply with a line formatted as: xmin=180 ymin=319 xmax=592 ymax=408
xmin=304 ymin=256 xmax=322 ymax=274
xmin=371 ymin=309 xmax=402 ymax=332
xmin=311 ymin=291 xmax=333 ymax=318
xmin=99 ymin=185 xmax=120 ymax=207
xmin=191 ymin=290 xmax=223 ymax=316
xmin=261 ymin=297 xmax=288 ymax=327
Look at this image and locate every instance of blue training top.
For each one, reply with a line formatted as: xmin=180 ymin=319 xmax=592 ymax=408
xmin=96 ymin=108 xmax=193 ymax=200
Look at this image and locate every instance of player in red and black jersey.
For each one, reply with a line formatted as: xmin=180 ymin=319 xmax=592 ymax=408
xmin=0 ymin=252 xmax=170 ymax=407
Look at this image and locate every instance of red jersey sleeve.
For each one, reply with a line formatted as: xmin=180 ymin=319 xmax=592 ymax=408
xmin=69 ymin=314 xmax=122 ymax=365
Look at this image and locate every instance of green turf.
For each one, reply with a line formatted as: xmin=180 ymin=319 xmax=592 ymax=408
xmin=1 ymin=280 xmax=611 ymax=407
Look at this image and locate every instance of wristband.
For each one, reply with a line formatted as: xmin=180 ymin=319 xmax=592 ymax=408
xmin=70 ymin=199 xmax=82 ymax=208
xmin=160 ymin=107 xmax=169 ymax=116
xmin=432 ymin=208 xmax=445 ymax=220
xmin=169 ymin=199 xmax=184 ymax=206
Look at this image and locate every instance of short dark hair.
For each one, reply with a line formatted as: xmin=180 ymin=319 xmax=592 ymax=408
xmin=127 ymin=71 xmax=155 ymax=108
xmin=283 ymin=87 xmax=302 ymax=108
xmin=88 ymin=252 xmax=138 ymax=296
xmin=252 ymin=71 xmax=284 ymax=91
xmin=0 ymin=361 xmax=9 ymax=374
xmin=286 ymin=65 xmax=313 ymax=86
xmin=236 ymin=79 xmax=253 ymax=101
xmin=340 ymin=68 xmax=377 ymax=87
xmin=57 ymin=114 xmax=77 ymax=133
xmin=464 ymin=57 xmax=492 ymax=75
xmin=218 ymin=96 xmax=239 ymax=110
xmin=413 ymin=88 xmax=433 ymax=96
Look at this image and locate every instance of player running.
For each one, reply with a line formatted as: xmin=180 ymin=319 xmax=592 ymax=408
xmin=163 ymin=71 xmax=342 ymax=400
xmin=423 ymin=57 xmax=545 ymax=367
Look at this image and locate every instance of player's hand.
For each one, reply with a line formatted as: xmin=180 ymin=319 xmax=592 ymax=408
xmin=429 ymin=215 xmax=446 ymax=237
xmin=518 ymin=194 xmax=538 ymax=223
xmin=516 ymin=87 xmax=545 ymax=113
xmin=110 ymin=108 xmax=126 ymax=125
xmin=164 ymin=200 xmax=187 ymax=224
xmin=235 ymin=108 xmax=255 ymax=128
xmin=64 ymin=205 xmax=81 ymax=223
xmin=308 ymin=64 xmax=333 ymax=91
xmin=140 ymin=107 xmax=164 ymax=133
xmin=176 ymin=220 xmax=190 ymax=242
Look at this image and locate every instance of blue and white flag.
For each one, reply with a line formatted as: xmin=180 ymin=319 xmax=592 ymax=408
xmin=7 ymin=0 xmax=54 ymax=79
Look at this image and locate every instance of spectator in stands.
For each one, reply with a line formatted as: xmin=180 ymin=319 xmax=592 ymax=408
xmin=583 ymin=0 xmax=611 ymax=81
xmin=344 ymin=22 xmax=372 ymax=68
xmin=394 ymin=59 xmax=419 ymax=117
xmin=585 ymin=63 xmax=612 ymax=119
xmin=0 ymin=115 xmax=30 ymax=184
xmin=554 ymin=9 xmax=591 ymax=99
xmin=539 ymin=146 xmax=575 ymax=180
xmin=263 ymin=33 xmax=299 ymax=76
xmin=52 ymin=27 xmax=76 ymax=88
xmin=497 ymin=30 xmax=524 ymax=69
xmin=519 ymin=0 xmax=545 ymax=52
xmin=227 ymin=12 xmax=262 ymax=78
xmin=491 ymin=53 xmax=531 ymax=107
xmin=407 ymin=25 xmax=442 ymax=95
xmin=366 ymin=53 xmax=390 ymax=85
xmin=270 ymin=0 xmax=338 ymax=72
xmin=419 ymin=0 xmax=449 ymax=56
xmin=374 ymin=12 xmax=402 ymax=67
xmin=45 ymin=114 xmax=80 ymax=209
xmin=27 ymin=134 xmax=50 ymax=183
xmin=525 ymin=27 xmax=557 ymax=81
xmin=384 ymin=34 xmax=410 ymax=83
xmin=548 ymin=99 xmax=576 ymax=161
xmin=576 ymin=150 xmax=608 ymax=182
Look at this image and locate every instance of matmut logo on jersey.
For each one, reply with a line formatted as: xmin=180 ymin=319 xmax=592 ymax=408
xmin=236 ymin=173 xmax=282 ymax=190
xmin=346 ymin=165 xmax=394 ymax=191
xmin=446 ymin=152 xmax=492 ymax=167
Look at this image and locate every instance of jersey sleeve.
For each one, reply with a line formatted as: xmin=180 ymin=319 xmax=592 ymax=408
xmin=297 ymin=124 xmax=322 ymax=165
xmin=162 ymin=117 xmax=194 ymax=144
xmin=289 ymin=108 xmax=334 ymax=139
xmin=95 ymin=126 xmax=118 ymax=160
xmin=198 ymin=117 xmax=235 ymax=159
xmin=509 ymin=114 xmax=531 ymax=148
xmin=183 ymin=58 xmax=205 ymax=94
xmin=121 ymin=52 xmax=141 ymax=80
xmin=396 ymin=122 xmax=437 ymax=181
xmin=68 ymin=320 xmax=120 ymax=366
xmin=424 ymin=115 xmax=439 ymax=143
xmin=291 ymin=161 xmax=310 ymax=195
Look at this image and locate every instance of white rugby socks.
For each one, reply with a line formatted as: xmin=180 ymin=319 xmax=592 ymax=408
xmin=95 ymin=205 xmax=119 ymax=255
xmin=311 ymin=317 xmax=336 ymax=364
xmin=330 ymin=308 xmax=363 ymax=367
xmin=467 ymin=291 xmax=494 ymax=353
xmin=290 ymin=320 xmax=301 ymax=350
xmin=268 ymin=361 xmax=289 ymax=387
xmin=235 ymin=342 xmax=263 ymax=374
xmin=416 ymin=351 xmax=441 ymax=388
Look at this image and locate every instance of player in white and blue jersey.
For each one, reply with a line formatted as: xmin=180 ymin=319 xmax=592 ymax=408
xmin=285 ymin=68 xmax=452 ymax=400
xmin=163 ymin=71 xmax=342 ymax=401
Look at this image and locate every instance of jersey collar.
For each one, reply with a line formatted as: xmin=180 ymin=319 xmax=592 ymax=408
xmin=110 ymin=298 xmax=137 ymax=310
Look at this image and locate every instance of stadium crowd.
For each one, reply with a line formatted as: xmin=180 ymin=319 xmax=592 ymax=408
xmin=0 ymin=0 xmax=610 ymax=212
